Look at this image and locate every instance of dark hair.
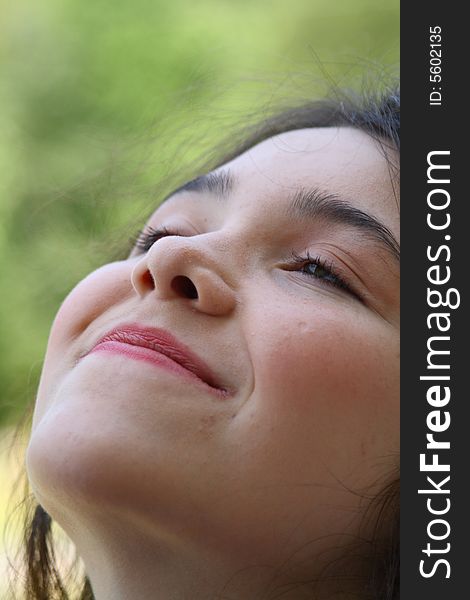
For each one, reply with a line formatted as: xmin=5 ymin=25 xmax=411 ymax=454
xmin=8 ymin=84 xmax=400 ymax=600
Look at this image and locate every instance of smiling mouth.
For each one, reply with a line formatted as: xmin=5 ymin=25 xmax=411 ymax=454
xmin=84 ymin=324 xmax=229 ymax=397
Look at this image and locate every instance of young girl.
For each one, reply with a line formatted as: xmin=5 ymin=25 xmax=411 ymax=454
xmin=19 ymin=87 xmax=399 ymax=599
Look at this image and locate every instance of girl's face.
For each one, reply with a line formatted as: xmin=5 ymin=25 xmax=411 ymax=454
xmin=27 ymin=127 xmax=399 ymax=569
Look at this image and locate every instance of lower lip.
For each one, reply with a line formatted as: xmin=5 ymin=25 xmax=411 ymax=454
xmin=87 ymin=341 xmax=223 ymax=396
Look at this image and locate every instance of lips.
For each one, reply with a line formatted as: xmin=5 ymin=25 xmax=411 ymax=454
xmin=86 ymin=324 xmax=226 ymax=394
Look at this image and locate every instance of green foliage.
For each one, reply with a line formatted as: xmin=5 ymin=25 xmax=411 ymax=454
xmin=0 ymin=0 xmax=398 ymax=425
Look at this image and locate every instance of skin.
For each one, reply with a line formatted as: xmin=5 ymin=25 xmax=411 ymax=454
xmin=26 ymin=126 xmax=399 ymax=600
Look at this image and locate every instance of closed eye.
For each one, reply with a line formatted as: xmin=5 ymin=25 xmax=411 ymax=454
xmin=132 ymin=226 xmax=185 ymax=254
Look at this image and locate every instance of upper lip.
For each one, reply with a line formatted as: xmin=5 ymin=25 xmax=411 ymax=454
xmin=88 ymin=323 xmax=225 ymax=393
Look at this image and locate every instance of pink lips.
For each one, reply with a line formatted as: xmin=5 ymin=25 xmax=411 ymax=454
xmin=85 ymin=324 xmax=226 ymax=395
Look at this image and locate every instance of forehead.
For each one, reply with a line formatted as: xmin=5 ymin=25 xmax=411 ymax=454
xmin=223 ymin=127 xmax=399 ymax=234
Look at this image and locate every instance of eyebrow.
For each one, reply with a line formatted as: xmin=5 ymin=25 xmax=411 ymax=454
xmin=165 ymin=171 xmax=400 ymax=263
xmin=170 ymin=170 xmax=234 ymax=198
xmin=287 ymin=188 xmax=400 ymax=262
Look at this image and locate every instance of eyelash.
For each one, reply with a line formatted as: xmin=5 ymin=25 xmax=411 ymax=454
xmin=133 ymin=226 xmax=183 ymax=253
xmin=289 ymin=251 xmax=356 ymax=297
xmin=133 ymin=226 xmax=358 ymax=299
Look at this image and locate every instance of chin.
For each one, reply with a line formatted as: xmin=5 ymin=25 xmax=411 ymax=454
xmin=26 ymin=368 xmax=200 ymax=534
xmin=27 ymin=407 xmax=131 ymax=518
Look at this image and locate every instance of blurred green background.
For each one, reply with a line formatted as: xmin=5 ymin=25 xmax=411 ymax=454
xmin=0 ymin=0 xmax=398 ymax=427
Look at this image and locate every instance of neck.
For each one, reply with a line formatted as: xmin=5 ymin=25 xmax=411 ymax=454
xmin=50 ymin=496 xmax=368 ymax=600
xmin=71 ymin=525 xmax=367 ymax=600
xmin=80 ymin=536 xmax=316 ymax=600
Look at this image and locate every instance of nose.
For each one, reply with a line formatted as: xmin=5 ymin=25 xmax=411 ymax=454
xmin=130 ymin=236 xmax=237 ymax=316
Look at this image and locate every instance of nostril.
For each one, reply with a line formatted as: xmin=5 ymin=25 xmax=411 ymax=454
xmin=171 ymin=276 xmax=198 ymax=300
xmin=143 ymin=270 xmax=155 ymax=289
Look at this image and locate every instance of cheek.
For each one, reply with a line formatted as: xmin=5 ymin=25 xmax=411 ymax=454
xmin=247 ymin=302 xmax=399 ymax=460
xmin=48 ymin=261 xmax=132 ymax=349
xmin=253 ymin=306 xmax=377 ymax=392
xmin=34 ymin=261 xmax=133 ymax=423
